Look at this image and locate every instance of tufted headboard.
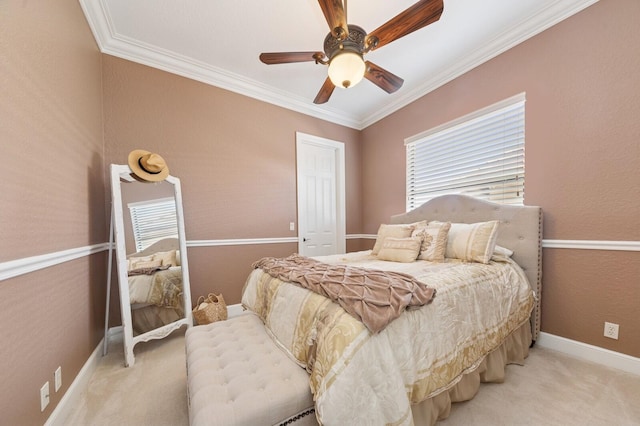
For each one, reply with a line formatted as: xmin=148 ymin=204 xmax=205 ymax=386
xmin=390 ymin=194 xmax=543 ymax=341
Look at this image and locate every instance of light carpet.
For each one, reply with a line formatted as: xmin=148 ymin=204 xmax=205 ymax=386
xmin=64 ymin=328 xmax=640 ymax=426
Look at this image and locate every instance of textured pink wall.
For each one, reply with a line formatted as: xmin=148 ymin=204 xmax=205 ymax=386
xmin=102 ymin=56 xmax=363 ymax=305
xmin=0 ymin=0 xmax=106 ymax=424
xmin=361 ymin=0 xmax=640 ymax=357
xmin=3 ymin=2 xmax=638 ymax=424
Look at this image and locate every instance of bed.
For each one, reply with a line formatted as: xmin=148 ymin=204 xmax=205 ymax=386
xmin=126 ymin=237 xmax=185 ymax=334
xmin=241 ymin=194 xmax=542 ymax=425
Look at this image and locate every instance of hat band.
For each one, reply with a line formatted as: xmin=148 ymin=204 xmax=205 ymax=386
xmin=138 ymin=158 xmax=162 ymax=174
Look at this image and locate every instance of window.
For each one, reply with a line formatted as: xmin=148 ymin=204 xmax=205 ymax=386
xmin=128 ymin=197 xmax=178 ymax=251
xmin=405 ymin=93 xmax=525 ymax=211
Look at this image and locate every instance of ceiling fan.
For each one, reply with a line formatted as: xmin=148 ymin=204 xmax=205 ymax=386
xmin=259 ymin=0 xmax=444 ymax=104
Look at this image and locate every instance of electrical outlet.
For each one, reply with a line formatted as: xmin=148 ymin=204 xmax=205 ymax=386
xmin=604 ymin=322 xmax=619 ymax=340
xmin=54 ymin=366 xmax=62 ymax=392
xmin=40 ymin=382 xmax=50 ymax=412
xmin=289 ymin=222 xmax=295 ymax=231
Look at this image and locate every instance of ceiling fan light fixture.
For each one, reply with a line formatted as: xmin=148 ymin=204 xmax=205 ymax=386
xmin=258 ymin=0 xmax=443 ymax=102
xmin=328 ymin=51 xmax=365 ymax=89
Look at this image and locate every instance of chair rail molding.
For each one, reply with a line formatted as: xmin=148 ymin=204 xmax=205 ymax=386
xmin=0 ymin=243 xmax=110 ymax=281
xmin=3 ymin=237 xmax=637 ymax=282
xmin=352 ymin=235 xmax=640 ymax=252
xmin=187 ymin=237 xmax=297 ymax=247
xmin=541 ymin=239 xmax=640 ymax=251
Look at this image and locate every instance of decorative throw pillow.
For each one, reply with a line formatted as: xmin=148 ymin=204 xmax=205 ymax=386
xmin=445 ymin=220 xmax=500 ymax=264
xmin=153 ymin=249 xmax=178 ymax=267
xmin=372 ymin=223 xmax=415 ymax=255
xmin=376 ymin=237 xmax=422 ymax=263
xmin=409 ymin=219 xmax=428 ymax=229
xmin=412 ymin=221 xmax=451 ymax=262
xmin=412 ymin=229 xmax=433 ymax=257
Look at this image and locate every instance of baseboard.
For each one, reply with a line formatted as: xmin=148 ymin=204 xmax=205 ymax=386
xmin=44 ymin=327 xmax=122 ymax=426
xmin=47 ymin=317 xmax=637 ymax=425
xmin=537 ymin=332 xmax=640 ymax=376
xmin=46 ymin=309 xmax=243 ymax=424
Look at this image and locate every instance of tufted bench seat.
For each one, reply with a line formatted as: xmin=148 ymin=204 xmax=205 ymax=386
xmin=185 ymin=312 xmax=317 ymax=426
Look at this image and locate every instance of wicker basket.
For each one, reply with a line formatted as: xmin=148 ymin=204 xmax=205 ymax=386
xmin=192 ymin=293 xmax=228 ymax=325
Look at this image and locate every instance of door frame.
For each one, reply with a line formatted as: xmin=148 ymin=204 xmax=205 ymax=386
xmin=295 ymin=131 xmax=346 ymax=255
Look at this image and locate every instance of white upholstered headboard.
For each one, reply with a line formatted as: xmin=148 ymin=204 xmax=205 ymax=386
xmin=127 ymin=237 xmax=180 ymax=259
xmin=390 ymin=195 xmax=543 ymax=341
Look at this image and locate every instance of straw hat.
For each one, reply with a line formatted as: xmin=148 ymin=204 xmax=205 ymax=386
xmin=128 ymin=150 xmax=170 ymax=182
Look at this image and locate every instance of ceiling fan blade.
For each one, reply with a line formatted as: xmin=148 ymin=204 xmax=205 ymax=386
xmin=259 ymin=52 xmax=325 ymax=65
xmin=314 ymin=77 xmax=336 ymax=104
xmin=317 ymin=0 xmax=349 ymax=40
xmin=364 ymin=61 xmax=404 ymax=94
xmin=366 ymin=0 xmax=443 ymax=51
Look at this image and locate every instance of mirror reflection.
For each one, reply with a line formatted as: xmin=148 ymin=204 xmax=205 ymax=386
xmin=120 ymin=179 xmax=184 ymax=335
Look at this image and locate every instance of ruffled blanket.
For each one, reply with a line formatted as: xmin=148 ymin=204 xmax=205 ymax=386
xmin=128 ymin=264 xmax=170 ymax=276
xmin=253 ymin=254 xmax=435 ymax=333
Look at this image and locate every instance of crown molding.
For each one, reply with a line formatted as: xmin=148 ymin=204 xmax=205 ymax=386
xmin=80 ymin=0 xmax=599 ymax=131
xmin=79 ymin=0 xmax=361 ymax=129
xmin=360 ymin=0 xmax=600 ymax=128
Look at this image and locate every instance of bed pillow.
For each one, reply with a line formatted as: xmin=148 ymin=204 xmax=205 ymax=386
xmin=412 ymin=221 xmax=451 ymax=262
xmin=128 ymin=255 xmax=154 ymax=271
xmin=376 ymin=237 xmax=422 ymax=263
xmin=131 ymin=259 xmax=162 ymax=270
xmin=443 ymin=220 xmax=500 ymax=264
xmin=153 ymin=249 xmax=178 ymax=267
xmin=491 ymin=245 xmax=513 ymax=262
xmin=372 ymin=223 xmax=415 ymax=255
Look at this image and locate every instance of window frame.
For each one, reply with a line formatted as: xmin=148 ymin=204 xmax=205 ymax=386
xmin=405 ymin=93 xmax=526 ymax=211
xmin=128 ymin=197 xmax=179 ymax=252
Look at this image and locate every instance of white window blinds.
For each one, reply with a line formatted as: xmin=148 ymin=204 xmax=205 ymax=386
xmin=405 ymin=94 xmax=525 ymax=211
xmin=128 ymin=197 xmax=179 ymax=252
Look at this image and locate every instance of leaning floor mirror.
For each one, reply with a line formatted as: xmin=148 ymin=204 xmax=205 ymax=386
xmin=106 ymin=159 xmax=192 ymax=367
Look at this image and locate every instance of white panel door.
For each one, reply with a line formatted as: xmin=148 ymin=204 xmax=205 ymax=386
xmin=296 ymin=133 xmax=346 ymax=257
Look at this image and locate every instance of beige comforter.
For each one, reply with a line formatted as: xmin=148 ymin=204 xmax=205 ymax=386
xmin=128 ymin=266 xmax=183 ymax=309
xmin=242 ymin=251 xmax=535 ymax=426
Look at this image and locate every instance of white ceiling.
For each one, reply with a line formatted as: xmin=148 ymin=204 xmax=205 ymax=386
xmin=80 ymin=0 xmax=598 ymax=130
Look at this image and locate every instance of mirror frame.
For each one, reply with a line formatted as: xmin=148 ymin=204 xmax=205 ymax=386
xmin=110 ymin=164 xmax=193 ymax=367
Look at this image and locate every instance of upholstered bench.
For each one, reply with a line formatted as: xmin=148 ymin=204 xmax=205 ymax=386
xmin=185 ymin=312 xmax=317 ymax=426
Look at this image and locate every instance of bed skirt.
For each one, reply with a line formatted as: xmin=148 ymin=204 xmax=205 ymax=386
xmin=131 ymin=305 xmax=183 ymax=335
xmin=411 ymin=321 xmax=532 ymax=425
